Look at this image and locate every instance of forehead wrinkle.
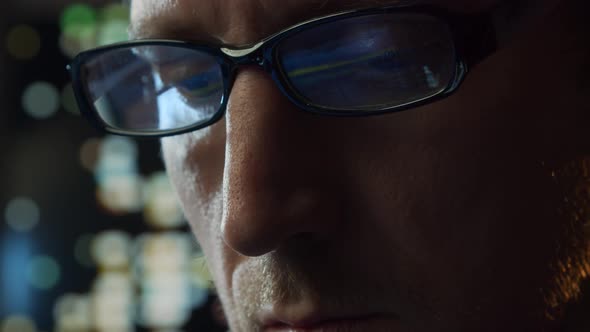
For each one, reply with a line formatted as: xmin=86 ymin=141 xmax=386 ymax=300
xmin=130 ymin=0 xmax=218 ymax=42
xmin=129 ymin=0 xmax=500 ymax=45
xmin=129 ymin=0 xmax=413 ymax=44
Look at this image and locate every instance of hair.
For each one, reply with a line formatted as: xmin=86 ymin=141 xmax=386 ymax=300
xmin=570 ymin=0 xmax=590 ymax=93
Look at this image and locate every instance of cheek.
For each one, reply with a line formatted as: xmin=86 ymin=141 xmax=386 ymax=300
xmin=341 ymin=49 xmax=568 ymax=327
xmin=161 ymin=121 xmax=226 ymax=244
xmin=435 ymin=0 xmax=503 ymax=12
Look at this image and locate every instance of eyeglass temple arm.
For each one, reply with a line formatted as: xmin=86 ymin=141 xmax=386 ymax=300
xmin=452 ymin=11 xmax=498 ymax=69
xmin=455 ymin=0 xmax=536 ymax=69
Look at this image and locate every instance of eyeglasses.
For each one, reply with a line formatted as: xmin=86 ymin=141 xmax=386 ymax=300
xmin=68 ymin=4 xmax=497 ymax=137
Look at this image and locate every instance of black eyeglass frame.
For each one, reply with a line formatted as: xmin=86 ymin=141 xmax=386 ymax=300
xmin=68 ymin=4 xmax=497 ymax=137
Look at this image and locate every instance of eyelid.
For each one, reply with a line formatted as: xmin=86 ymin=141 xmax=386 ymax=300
xmin=131 ymin=46 xmax=166 ymax=64
xmin=157 ymin=60 xmax=215 ymax=82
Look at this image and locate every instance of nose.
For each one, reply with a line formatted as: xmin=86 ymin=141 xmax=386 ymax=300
xmin=220 ymin=67 xmax=343 ymax=257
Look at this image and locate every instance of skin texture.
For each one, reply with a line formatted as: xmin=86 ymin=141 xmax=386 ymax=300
xmin=129 ymin=0 xmax=590 ymax=331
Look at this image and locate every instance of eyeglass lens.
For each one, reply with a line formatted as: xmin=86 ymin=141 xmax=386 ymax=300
xmin=79 ymin=12 xmax=457 ymax=133
xmin=81 ymin=45 xmax=224 ymax=133
xmin=279 ymin=13 xmax=457 ymax=111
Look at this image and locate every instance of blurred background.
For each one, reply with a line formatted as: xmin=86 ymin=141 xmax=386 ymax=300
xmin=0 ymin=1 xmax=226 ymax=331
xmin=5 ymin=1 xmax=590 ymax=332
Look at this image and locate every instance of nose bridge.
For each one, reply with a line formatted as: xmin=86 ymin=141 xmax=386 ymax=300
xmin=220 ymin=69 xmax=297 ymax=256
xmin=219 ymin=68 xmax=338 ymax=256
xmin=220 ymin=40 xmax=266 ymax=66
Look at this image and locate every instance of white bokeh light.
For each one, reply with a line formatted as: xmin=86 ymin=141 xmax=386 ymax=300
xmin=22 ymin=81 xmax=60 ymax=119
xmin=4 ymin=197 xmax=40 ymax=232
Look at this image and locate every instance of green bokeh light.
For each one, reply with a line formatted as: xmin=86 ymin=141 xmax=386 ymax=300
xmin=60 ymin=4 xmax=97 ymax=32
xmin=61 ymin=83 xmax=80 ymax=115
xmin=97 ymin=20 xmax=129 ymax=46
xmin=99 ymin=3 xmax=130 ymax=22
xmin=27 ymin=255 xmax=61 ymax=290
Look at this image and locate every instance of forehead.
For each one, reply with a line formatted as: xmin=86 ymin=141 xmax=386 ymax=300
xmin=129 ymin=0 xmax=498 ymax=45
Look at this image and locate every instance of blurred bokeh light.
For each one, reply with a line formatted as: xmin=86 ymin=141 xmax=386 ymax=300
xmin=4 ymin=197 xmax=40 ymax=233
xmin=60 ymin=83 xmax=80 ymax=115
xmin=0 ymin=1 xmax=223 ymax=331
xmin=21 ymin=81 xmax=60 ymax=119
xmin=26 ymin=255 xmax=61 ymax=290
xmin=0 ymin=315 xmax=37 ymax=332
xmin=143 ymin=172 xmax=185 ymax=229
xmin=53 ymin=293 xmax=92 ymax=332
xmin=6 ymin=25 xmax=41 ymax=60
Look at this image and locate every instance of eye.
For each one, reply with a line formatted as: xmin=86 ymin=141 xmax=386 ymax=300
xmin=175 ymin=67 xmax=224 ymax=99
xmin=155 ymin=59 xmax=224 ymax=109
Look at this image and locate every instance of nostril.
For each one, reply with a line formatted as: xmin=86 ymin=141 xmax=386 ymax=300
xmin=221 ymin=215 xmax=280 ymax=257
xmin=220 ymin=185 xmax=339 ymax=257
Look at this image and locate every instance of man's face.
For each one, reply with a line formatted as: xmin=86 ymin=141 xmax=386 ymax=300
xmin=131 ymin=0 xmax=589 ymax=331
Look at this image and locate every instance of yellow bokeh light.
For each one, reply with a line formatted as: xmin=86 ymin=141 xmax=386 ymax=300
xmin=135 ymin=233 xmax=192 ymax=273
xmin=91 ymin=272 xmax=134 ymax=332
xmin=138 ymin=273 xmax=192 ymax=328
xmin=6 ymin=25 xmax=41 ymax=60
xmin=53 ymin=293 xmax=92 ymax=332
xmin=143 ymin=172 xmax=185 ymax=229
xmin=91 ymin=231 xmax=131 ymax=270
xmin=79 ymin=138 xmax=102 ymax=173
xmin=94 ymin=135 xmax=142 ymax=214
xmin=96 ymin=174 xmax=143 ymax=214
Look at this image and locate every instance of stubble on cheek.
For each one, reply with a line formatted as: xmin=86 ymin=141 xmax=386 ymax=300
xmin=162 ymin=133 xmax=238 ymax=326
xmin=229 ymin=256 xmax=293 ymax=326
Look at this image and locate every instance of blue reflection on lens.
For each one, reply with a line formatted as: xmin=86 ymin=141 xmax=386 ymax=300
xmin=177 ymin=69 xmax=220 ymax=92
xmin=86 ymin=45 xmax=224 ymax=132
xmin=278 ymin=13 xmax=455 ymax=111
